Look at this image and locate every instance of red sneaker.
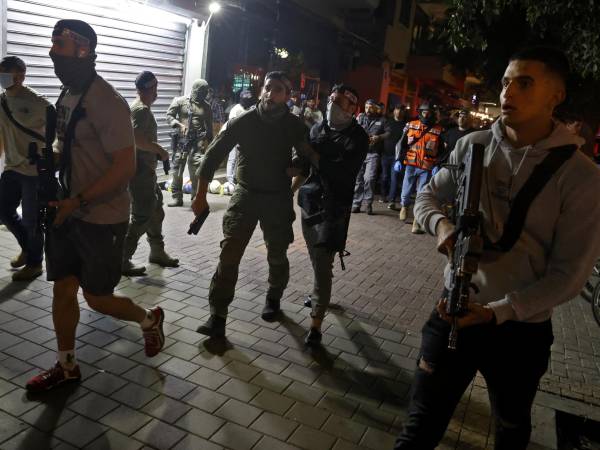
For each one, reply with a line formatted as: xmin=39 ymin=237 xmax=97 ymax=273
xmin=143 ymin=307 xmax=165 ymax=357
xmin=26 ymin=362 xmax=81 ymax=393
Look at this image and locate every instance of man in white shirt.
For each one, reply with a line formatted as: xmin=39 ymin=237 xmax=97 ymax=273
xmin=0 ymin=56 xmax=51 ymax=281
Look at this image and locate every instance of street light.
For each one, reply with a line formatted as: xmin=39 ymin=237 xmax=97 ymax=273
xmin=206 ymin=2 xmax=221 ymax=26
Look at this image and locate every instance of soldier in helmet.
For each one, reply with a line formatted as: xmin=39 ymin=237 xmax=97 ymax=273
xmin=395 ymin=100 xmax=444 ymax=233
xmin=166 ymin=79 xmax=213 ymax=207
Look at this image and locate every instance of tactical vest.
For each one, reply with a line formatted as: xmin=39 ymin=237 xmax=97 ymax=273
xmin=403 ymin=120 xmax=443 ymax=171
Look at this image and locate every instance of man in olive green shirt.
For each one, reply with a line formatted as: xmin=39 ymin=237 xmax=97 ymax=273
xmin=122 ymin=71 xmax=178 ymax=276
xmin=192 ymin=71 xmax=319 ymax=338
xmin=166 ymin=79 xmax=213 ymax=207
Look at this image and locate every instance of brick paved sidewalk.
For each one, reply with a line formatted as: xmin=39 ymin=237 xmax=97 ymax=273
xmin=0 ymin=193 xmax=597 ymax=449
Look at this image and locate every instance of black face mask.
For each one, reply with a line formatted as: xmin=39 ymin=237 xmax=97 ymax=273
xmin=192 ymin=89 xmax=207 ymax=103
xmin=50 ymin=52 xmax=96 ymax=92
xmin=420 ymin=111 xmax=434 ymax=125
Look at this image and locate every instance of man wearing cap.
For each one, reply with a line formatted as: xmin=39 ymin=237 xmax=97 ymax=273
xmin=0 ymin=56 xmax=51 ymax=281
xmin=122 ymin=71 xmax=179 ymax=277
xmin=352 ymin=98 xmax=388 ymax=215
xmin=225 ymin=89 xmax=255 ymax=185
xmin=435 ymin=109 xmax=475 ymax=175
xmin=297 ymin=84 xmax=369 ymax=347
xmin=192 ymin=71 xmax=317 ymax=338
xmin=166 ymin=79 xmax=213 ymax=207
xmin=396 ymin=100 xmax=444 ymax=233
xmin=26 ymin=20 xmax=165 ymax=393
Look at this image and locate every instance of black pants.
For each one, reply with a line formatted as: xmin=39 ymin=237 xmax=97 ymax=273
xmin=395 ymin=311 xmax=553 ymax=450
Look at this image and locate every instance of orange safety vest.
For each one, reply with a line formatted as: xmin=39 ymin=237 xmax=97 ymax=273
xmin=403 ymin=120 xmax=444 ymax=171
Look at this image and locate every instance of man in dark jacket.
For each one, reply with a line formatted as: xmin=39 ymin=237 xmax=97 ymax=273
xmin=352 ymin=99 xmax=388 ymax=215
xmin=298 ymin=84 xmax=369 ymax=347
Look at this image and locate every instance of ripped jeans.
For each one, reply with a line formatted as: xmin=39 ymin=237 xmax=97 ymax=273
xmin=395 ymin=310 xmax=553 ymax=450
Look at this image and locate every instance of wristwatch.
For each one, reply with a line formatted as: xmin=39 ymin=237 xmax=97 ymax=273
xmin=76 ymin=193 xmax=89 ymax=208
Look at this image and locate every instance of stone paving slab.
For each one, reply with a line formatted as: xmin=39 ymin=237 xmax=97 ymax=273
xmin=0 ymin=193 xmax=595 ymax=449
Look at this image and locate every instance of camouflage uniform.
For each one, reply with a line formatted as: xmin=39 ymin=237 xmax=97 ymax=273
xmin=167 ymin=80 xmax=213 ymax=202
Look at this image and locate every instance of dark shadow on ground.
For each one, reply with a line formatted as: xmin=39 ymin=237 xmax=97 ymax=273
xmin=279 ymin=308 xmax=412 ymax=412
xmin=202 ymin=336 xmax=233 ymax=356
xmin=17 ymin=382 xmax=110 ymax=450
xmin=0 ymin=279 xmax=34 ymax=302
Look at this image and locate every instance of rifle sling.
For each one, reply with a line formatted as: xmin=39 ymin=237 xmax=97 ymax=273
xmin=56 ymin=75 xmax=96 ymax=198
xmin=0 ymin=93 xmax=45 ymax=142
xmin=484 ymin=144 xmax=576 ymax=252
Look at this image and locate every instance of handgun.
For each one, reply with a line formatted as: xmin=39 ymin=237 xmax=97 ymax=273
xmin=188 ymin=208 xmax=210 ymax=235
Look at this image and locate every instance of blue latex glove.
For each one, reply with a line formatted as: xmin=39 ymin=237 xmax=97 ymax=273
xmin=393 ymin=160 xmax=403 ymax=173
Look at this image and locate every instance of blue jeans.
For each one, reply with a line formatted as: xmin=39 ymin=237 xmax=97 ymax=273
xmin=353 ymin=153 xmax=379 ymax=207
xmin=380 ymin=154 xmax=395 ymax=199
xmin=0 ymin=170 xmax=43 ymax=265
xmin=400 ymin=165 xmax=431 ymax=207
xmin=388 ymin=162 xmax=404 ymax=203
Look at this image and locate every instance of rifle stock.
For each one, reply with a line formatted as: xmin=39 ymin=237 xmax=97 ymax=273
xmin=33 ymin=105 xmax=58 ymax=232
xmin=446 ymin=143 xmax=485 ymax=350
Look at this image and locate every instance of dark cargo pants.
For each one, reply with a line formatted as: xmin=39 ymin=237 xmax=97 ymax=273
xmin=171 ymin=146 xmax=204 ymax=201
xmin=209 ymin=186 xmax=295 ymax=319
xmin=301 ymin=218 xmax=335 ymax=320
xmin=123 ymin=167 xmax=166 ymax=260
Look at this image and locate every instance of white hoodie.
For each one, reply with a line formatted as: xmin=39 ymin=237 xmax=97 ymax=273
xmin=415 ymin=119 xmax=600 ymax=324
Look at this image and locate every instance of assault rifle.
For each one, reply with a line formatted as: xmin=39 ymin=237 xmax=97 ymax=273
xmin=27 ymin=105 xmax=58 ymax=233
xmin=445 ymin=143 xmax=485 ymax=350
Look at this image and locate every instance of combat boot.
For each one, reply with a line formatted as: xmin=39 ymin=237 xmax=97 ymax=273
xmin=149 ymin=248 xmax=179 ymax=267
xmin=197 ymin=315 xmax=226 ymax=338
xmin=261 ymin=298 xmax=281 ymax=322
xmin=168 ymin=198 xmax=183 ymax=207
xmin=305 ymin=327 xmax=322 ymax=348
xmin=122 ymin=260 xmax=146 ymax=277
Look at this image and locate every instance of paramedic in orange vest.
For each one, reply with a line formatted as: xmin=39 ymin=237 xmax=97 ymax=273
xmin=395 ymin=101 xmax=444 ymax=233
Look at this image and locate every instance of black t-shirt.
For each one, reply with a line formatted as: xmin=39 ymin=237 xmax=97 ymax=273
xmin=439 ymin=127 xmax=475 ymax=164
xmin=199 ymin=108 xmax=308 ymax=192
xmin=383 ymin=118 xmax=406 ymax=156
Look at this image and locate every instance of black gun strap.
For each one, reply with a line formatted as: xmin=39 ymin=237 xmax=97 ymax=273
xmin=56 ymin=75 xmax=95 ymax=198
xmin=486 ymin=144 xmax=577 ymax=252
xmin=0 ymin=93 xmax=45 ymax=142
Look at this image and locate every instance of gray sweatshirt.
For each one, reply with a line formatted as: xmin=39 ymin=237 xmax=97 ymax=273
xmin=415 ymin=119 xmax=600 ymax=325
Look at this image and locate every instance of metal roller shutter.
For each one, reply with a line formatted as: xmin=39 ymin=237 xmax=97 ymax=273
xmin=5 ymin=0 xmax=191 ymax=149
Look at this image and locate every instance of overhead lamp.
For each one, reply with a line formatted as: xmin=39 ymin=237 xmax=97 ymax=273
xmin=206 ymin=2 xmax=221 ymax=26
